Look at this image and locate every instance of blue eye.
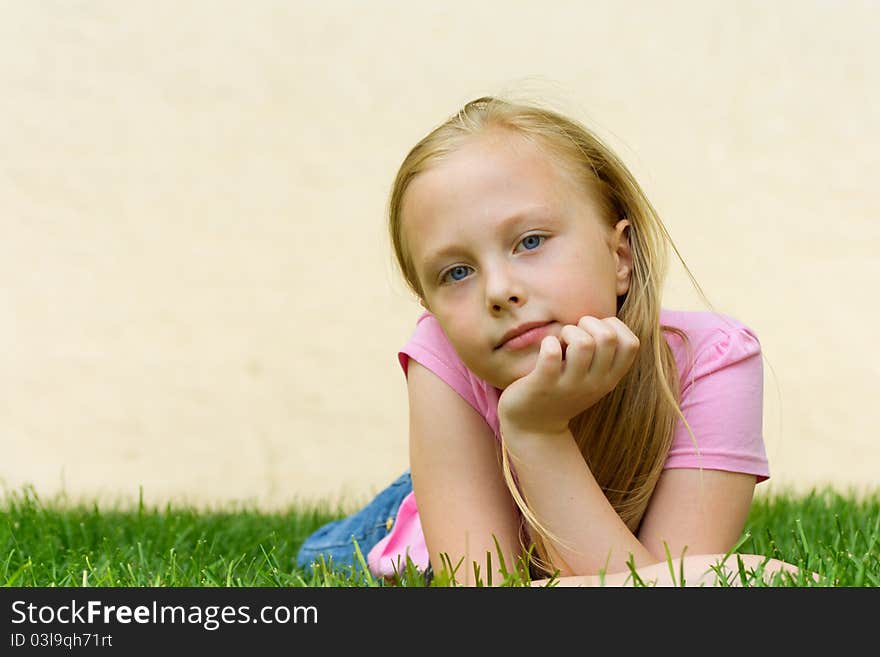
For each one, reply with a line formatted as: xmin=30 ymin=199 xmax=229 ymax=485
xmin=518 ymin=234 xmax=545 ymax=251
xmin=441 ymin=265 xmax=472 ymax=283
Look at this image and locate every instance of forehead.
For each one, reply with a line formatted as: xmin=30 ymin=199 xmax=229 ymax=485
xmin=401 ymin=134 xmax=584 ymax=265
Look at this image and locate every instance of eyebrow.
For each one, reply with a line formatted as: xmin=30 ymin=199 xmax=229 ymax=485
xmin=419 ymin=208 xmax=553 ymax=279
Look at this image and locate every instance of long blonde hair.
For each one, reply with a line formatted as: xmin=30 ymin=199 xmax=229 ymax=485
xmin=388 ymin=96 xmax=705 ymax=576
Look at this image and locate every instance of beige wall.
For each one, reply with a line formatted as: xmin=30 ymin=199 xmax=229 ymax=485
xmin=2 ymin=2 xmax=877 ymax=511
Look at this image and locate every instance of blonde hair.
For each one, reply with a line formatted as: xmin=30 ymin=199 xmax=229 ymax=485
xmin=388 ymin=95 xmax=706 ymax=577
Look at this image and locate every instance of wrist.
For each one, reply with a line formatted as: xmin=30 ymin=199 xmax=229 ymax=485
xmin=498 ymin=418 xmax=573 ymax=452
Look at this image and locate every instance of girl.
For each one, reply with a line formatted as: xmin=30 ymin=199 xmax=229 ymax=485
xmin=297 ymin=96 xmax=805 ymax=586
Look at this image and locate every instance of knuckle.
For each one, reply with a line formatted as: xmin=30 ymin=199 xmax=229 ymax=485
xmin=568 ymin=337 xmax=591 ymax=352
xmin=595 ymin=329 xmax=616 ymax=345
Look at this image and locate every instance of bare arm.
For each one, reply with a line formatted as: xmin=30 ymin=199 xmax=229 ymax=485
xmin=527 ymin=468 xmax=799 ymax=587
xmin=530 ymin=553 xmax=805 ymax=587
xmin=503 ymin=427 xmax=657 ymax=576
xmin=407 ymin=360 xmax=524 ymax=585
xmin=636 ymin=468 xmax=756 ymax=558
xmin=504 ymin=424 xmax=762 ymax=577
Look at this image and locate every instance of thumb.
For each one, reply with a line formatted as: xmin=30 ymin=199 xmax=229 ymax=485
xmin=533 ymin=335 xmax=562 ymax=380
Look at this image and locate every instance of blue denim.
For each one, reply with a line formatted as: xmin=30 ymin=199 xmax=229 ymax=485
xmin=296 ymin=470 xmax=414 ymax=577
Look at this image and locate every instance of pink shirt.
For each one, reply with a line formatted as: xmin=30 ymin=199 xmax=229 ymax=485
xmin=367 ymin=308 xmax=770 ymax=577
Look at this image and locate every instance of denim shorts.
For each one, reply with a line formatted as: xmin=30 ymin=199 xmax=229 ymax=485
xmin=296 ymin=470 xmax=413 ymax=577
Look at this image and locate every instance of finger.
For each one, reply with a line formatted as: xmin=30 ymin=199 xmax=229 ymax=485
xmin=558 ymin=323 xmax=594 ymax=385
xmin=604 ymin=317 xmax=641 ymax=376
xmin=577 ymin=316 xmax=619 ymax=376
xmin=532 ymin=335 xmax=563 ymax=382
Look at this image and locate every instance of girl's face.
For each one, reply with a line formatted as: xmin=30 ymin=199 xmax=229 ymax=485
xmin=401 ymin=132 xmax=632 ymax=390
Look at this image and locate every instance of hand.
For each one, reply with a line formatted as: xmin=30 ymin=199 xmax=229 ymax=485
xmin=497 ymin=315 xmax=640 ymax=438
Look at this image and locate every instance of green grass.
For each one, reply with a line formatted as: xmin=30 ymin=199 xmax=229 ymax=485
xmin=1 ymin=484 xmax=877 ymax=587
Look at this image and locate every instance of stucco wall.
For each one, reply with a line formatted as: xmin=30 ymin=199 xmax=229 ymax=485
xmin=2 ymin=2 xmax=877 ymax=510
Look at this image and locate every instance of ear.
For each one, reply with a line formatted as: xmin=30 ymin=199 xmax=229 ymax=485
xmin=612 ymin=219 xmax=633 ymax=297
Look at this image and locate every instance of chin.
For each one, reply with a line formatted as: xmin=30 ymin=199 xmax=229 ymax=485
xmin=495 ymin=356 xmax=539 ymax=390
xmin=469 ymin=350 xmax=539 ymax=390
xmin=473 ymin=365 xmax=515 ymax=391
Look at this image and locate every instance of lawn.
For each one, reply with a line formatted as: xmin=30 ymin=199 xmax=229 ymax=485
xmin=2 ymin=484 xmax=877 ymax=587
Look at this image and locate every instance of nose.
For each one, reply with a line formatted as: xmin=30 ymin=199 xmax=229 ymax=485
xmin=485 ymin=261 xmax=526 ymax=314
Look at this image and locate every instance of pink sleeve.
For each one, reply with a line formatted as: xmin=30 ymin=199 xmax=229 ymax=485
xmin=664 ymin=326 xmax=770 ymax=483
xmin=397 ymin=312 xmax=492 ymax=420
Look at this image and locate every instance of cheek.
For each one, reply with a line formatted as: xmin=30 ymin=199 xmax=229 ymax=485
xmin=554 ymin=256 xmax=619 ymax=317
xmin=435 ymin=308 xmax=478 ymax=351
xmin=567 ymin=288 xmax=617 ymax=320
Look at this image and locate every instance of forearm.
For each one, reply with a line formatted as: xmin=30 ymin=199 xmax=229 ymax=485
xmin=503 ymin=427 xmax=657 ymax=577
xmin=529 ymin=554 xmax=809 ymax=587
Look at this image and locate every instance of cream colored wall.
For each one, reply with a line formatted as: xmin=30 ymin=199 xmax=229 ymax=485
xmin=2 ymin=2 xmax=877 ymax=511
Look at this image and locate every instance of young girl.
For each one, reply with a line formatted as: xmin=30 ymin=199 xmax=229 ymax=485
xmin=297 ymin=96 xmax=805 ymax=586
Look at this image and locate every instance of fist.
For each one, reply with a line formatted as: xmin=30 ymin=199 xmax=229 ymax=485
xmin=497 ymin=315 xmax=640 ymax=437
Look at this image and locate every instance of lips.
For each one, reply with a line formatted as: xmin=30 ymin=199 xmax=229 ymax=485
xmin=496 ymin=321 xmax=553 ymax=350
